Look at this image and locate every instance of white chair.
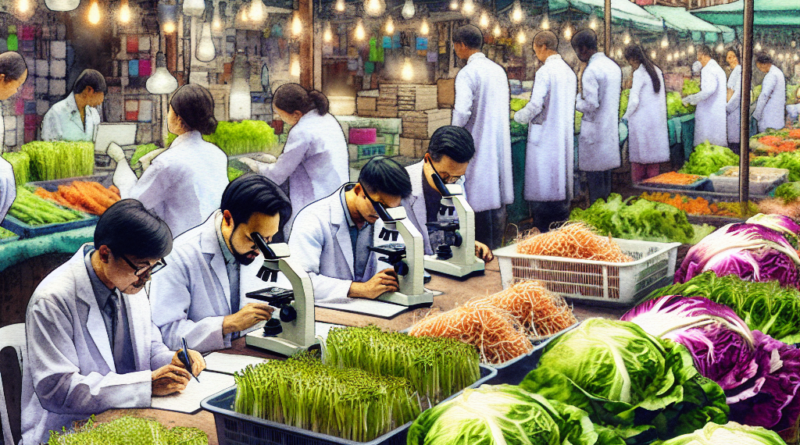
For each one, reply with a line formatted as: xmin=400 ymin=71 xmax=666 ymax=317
xmin=0 ymin=324 xmax=25 ymax=445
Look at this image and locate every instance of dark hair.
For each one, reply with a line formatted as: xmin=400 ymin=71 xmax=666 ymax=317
xmin=94 ymin=199 xmax=173 ymax=259
xmin=359 ymin=156 xmax=412 ymax=199
xmin=273 ymin=83 xmax=329 ymax=116
xmin=756 ymin=52 xmax=772 ymax=65
xmin=453 ymin=25 xmax=483 ymax=50
xmin=624 ymin=45 xmax=661 ymax=94
xmin=428 ymin=126 xmax=475 ymax=164
xmin=571 ymin=29 xmax=597 ymax=52
xmin=696 ymin=45 xmax=712 ymax=58
xmin=726 ymin=46 xmax=741 ymax=63
xmin=0 ymin=51 xmax=27 ymax=81
xmin=221 ymin=174 xmax=293 ymax=231
xmin=72 ymin=69 xmax=107 ymax=94
xmin=534 ymin=31 xmax=559 ymax=51
xmin=170 ymin=84 xmax=218 ymax=135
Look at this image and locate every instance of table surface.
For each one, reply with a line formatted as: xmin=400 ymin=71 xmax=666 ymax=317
xmin=94 ymin=259 xmax=628 ymax=444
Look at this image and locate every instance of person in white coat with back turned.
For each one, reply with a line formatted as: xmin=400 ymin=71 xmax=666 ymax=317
xmin=622 ymin=45 xmax=669 ymax=183
xmin=725 ymin=47 xmax=743 ymax=154
xmin=572 ymin=29 xmax=621 ymax=204
xmin=683 ymin=45 xmax=728 ymax=147
xmin=514 ymin=31 xmax=577 ymax=233
xmin=106 ymin=84 xmax=229 ymax=237
xmin=21 ymin=200 xmax=205 ymax=445
xmin=451 ymin=25 xmax=513 ymax=250
xmin=0 ymin=51 xmax=27 ymax=223
xmin=240 ymin=84 xmax=349 ymax=240
xmin=754 ymin=52 xmax=786 ymax=133
xmin=149 ymin=175 xmax=294 ymax=352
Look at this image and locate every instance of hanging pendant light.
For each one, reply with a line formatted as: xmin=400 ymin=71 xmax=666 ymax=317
xmin=517 ymin=30 xmax=525 ymax=44
xmin=291 ymin=12 xmax=303 ymax=37
xmin=183 ymin=0 xmax=206 ymax=17
xmin=769 ymin=48 xmax=775 ymax=56
xmin=45 ymin=0 xmax=79 ymax=12
xmin=324 ymin=22 xmax=333 ymax=42
xmin=15 ymin=0 xmax=36 ymax=20
xmin=238 ymin=5 xmax=249 ymax=23
xmin=716 ymin=43 xmax=724 ymax=53
xmin=159 ymin=4 xmax=178 ymax=33
xmin=365 ymin=0 xmax=386 ymax=17
xmin=355 ymin=19 xmax=366 ymax=40
xmin=540 ymin=16 xmax=549 ymax=30
xmin=688 ymin=44 xmax=694 ymax=54
xmin=197 ymin=21 xmax=216 ymax=61
xmin=563 ymin=24 xmax=572 ymax=40
xmin=335 ymin=0 xmax=345 ymax=12
xmin=755 ymin=42 xmax=762 ymax=52
xmin=88 ymin=0 xmax=101 ymax=25
xmin=420 ymin=18 xmax=429 ymax=35
xmin=651 ymin=50 xmax=657 ymax=59
xmin=493 ymin=24 xmax=501 ymax=38
xmin=450 ymin=0 xmax=458 ymax=10
xmin=589 ymin=15 xmax=597 ymax=30
xmin=462 ymin=0 xmax=475 ymax=15
xmin=212 ymin=4 xmax=222 ymax=30
xmin=660 ymin=34 xmax=668 ymax=48
xmin=479 ymin=11 xmax=489 ymax=28
xmin=119 ymin=0 xmax=131 ymax=23
xmin=623 ymin=33 xmax=631 ymax=45
xmin=147 ymin=52 xmax=179 ymax=95
xmin=401 ymin=0 xmax=415 ymax=20
xmin=401 ymin=58 xmax=413 ymax=80
xmin=385 ymin=16 xmax=395 ymax=35
xmin=511 ymin=0 xmax=523 ymax=23
xmin=290 ymin=56 xmax=300 ymax=77
xmin=249 ymin=0 xmax=266 ymax=22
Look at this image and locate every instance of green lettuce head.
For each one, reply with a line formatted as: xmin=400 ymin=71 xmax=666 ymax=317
xmin=657 ymin=422 xmax=788 ymax=445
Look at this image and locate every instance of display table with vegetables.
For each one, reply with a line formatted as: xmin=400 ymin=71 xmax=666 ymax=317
xmin=2 ymin=187 xmax=97 ymax=238
xmin=165 ymin=120 xmax=280 ymax=157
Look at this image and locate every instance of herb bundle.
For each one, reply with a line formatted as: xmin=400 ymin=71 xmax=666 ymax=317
xmin=2 ymin=151 xmax=30 ymax=186
xmin=21 ymin=141 xmax=94 ymax=181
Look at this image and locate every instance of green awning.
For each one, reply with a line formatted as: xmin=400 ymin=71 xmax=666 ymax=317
xmin=549 ymin=0 xmax=667 ymax=33
xmin=644 ymin=6 xmax=721 ymax=33
xmin=693 ymin=0 xmax=800 ymax=27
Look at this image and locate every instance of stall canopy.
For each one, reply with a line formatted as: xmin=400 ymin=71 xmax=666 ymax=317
xmin=692 ymin=0 xmax=800 ymax=27
xmin=548 ymin=0 xmax=667 ymax=33
xmin=644 ymin=6 xmax=736 ymax=42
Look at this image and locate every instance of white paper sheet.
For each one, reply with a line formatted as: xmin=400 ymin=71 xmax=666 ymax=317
xmin=316 ymin=299 xmax=409 ymax=318
xmin=150 ymin=370 xmax=234 ymax=413
xmin=203 ymin=353 xmax=269 ymax=375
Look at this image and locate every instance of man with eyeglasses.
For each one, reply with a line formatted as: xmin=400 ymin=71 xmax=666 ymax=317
xmin=400 ymin=126 xmax=493 ymax=262
xmin=149 ymin=175 xmax=292 ymax=353
xmin=288 ymin=157 xmax=413 ymax=302
xmin=21 ymin=199 xmax=205 ymax=445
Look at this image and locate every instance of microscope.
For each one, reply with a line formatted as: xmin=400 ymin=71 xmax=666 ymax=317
xmin=244 ymin=234 xmax=319 ymax=356
xmin=423 ymin=175 xmax=485 ymax=278
xmin=369 ymin=205 xmax=434 ymax=307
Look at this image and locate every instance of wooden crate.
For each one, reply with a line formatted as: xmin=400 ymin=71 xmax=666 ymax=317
xmin=399 ymin=109 xmax=452 ymax=139
xmin=399 ymin=137 xmax=430 ymax=158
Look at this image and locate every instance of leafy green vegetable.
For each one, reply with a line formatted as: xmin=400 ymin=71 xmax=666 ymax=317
xmin=9 ymin=187 xmax=86 ymax=226
xmin=227 ymin=166 xmax=245 ymax=181
xmin=619 ymin=89 xmax=630 ymax=119
xmin=166 ymin=120 xmax=279 ymax=156
xmin=407 ymin=384 xmax=624 ymax=445
xmin=520 ymin=319 xmax=729 ymax=444
xmin=683 ymin=79 xmax=700 ymax=97
xmin=570 ymin=193 xmax=695 ymax=244
xmin=575 ymin=110 xmax=583 ymax=133
xmin=655 ymin=421 xmax=789 ymax=445
xmin=47 ymin=415 xmax=207 ymax=444
xmin=775 ymin=182 xmax=800 ymax=204
xmin=680 ymin=141 xmax=739 ymax=176
xmin=752 ymin=152 xmax=800 ymax=181
xmin=2 ymin=151 xmax=30 ymax=186
xmin=647 ymin=272 xmax=800 ymax=344
xmin=752 ymin=84 xmax=762 ymax=102
xmin=787 ymin=85 xmax=800 ymax=106
xmin=21 ymin=141 xmax=94 ymax=181
xmin=510 ymin=98 xmax=529 ymax=112
xmin=129 ymin=143 xmax=160 ymax=166
xmin=0 ymin=226 xmax=17 ymax=239
xmin=667 ymin=92 xmax=695 ymax=117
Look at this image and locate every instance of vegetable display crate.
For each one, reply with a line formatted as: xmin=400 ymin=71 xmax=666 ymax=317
xmin=639 ymin=176 xmax=711 ymax=191
xmin=709 ymin=166 xmax=788 ymax=195
xmin=486 ymin=322 xmax=580 ymax=385
xmin=494 ymin=239 xmax=681 ymax=307
xmin=633 ymin=184 xmax=776 ymax=200
xmin=201 ymin=365 xmax=497 ymax=445
xmin=0 ymin=233 xmax=20 ymax=244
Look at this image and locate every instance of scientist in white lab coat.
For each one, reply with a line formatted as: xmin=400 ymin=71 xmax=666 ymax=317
xmin=683 ymin=45 xmax=728 ymax=147
xmin=451 ymin=25 xmax=513 ymax=250
xmin=725 ymin=47 xmax=743 ymax=154
xmin=288 ymin=157 xmax=411 ymax=303
xmin=572 ymin=29 xmax=622 ymax=204
xmin=514 ymin=31 xmax=577 ymax=233
xmin=106 ymin=84 xmax=229 ymax=237
xmin=149 ymin=175 xmax=293 ymax=352
xmin=21 ymin=200 xmax=205 ymax=445
xmin=41 ymin=69 xmax=105 ymax=142
xmin=754 ymin=52 xmax=786 ymax=133
xmin=0 ymin=51 xmax=27 ymax=222
xmin=622 ymin=45 xmax=669 ymax=183
xmin=240 ymin=83 xmax=349 ymax=239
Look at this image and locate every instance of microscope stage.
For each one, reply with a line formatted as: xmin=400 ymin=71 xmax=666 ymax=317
xmin=424 ymin=256 xmax=485 ymax=278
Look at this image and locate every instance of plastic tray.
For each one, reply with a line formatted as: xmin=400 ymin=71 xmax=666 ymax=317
xmin=639 ymin=175 xmax=711 ymax=191
xmin=28 ymin=174 xmax=113 ymax=191
xmin=201 ymin=365 xmax=497 ymax=445
xmin=495 ymin=239 xmax=680 ymax=307
xmin=709 ymin=166 xmax=788 ymax=195
xmin=486 ymin=322 xmax=579 ymax=385
xmin=1 ymin=211 xmax=97 ymax=239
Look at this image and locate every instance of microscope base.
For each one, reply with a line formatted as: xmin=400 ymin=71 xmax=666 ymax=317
xmin=424 ymin=256 xmax=485 ymax=278
xmin=378 ymin=290 xmax=434 ymax=307
xmin=245 ymin=331 xmax=320 ymax=357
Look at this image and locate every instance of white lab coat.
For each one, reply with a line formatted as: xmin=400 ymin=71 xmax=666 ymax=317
xmin=0 ymin=115 xmax=16 ymax=223
xmin=21 ymin=246 xmax=175 ymax=445
xmin=40 ymin=92 xmax=101 ymax=142
xmin=726 ymin=65 xmax=742 ymax=144
xmin=684 ymin=59 xmax=728 ymax=147
xmin=113 ymin=130 xmax=229 ymax=237
xmin=452 ymin=52 xmax=514 ymax=213
xmin=623 ymin=65 xmax=670 ymax=165
xmin=288 ymin=186 xmax=379 ymax=303
xmin=576 ymin=53 xmax=622 ymax=172
xmin=149 ymin=211 xmax=267 ymax=352
xmin=514 ymin=54 xmax=577 ymax=202
xmin=258 ymin=110 xmax=349 ymax=238
xmin=755 ymin=65 xmax=786 ymax=133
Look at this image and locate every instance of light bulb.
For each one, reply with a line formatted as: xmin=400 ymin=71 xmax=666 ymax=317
xmin=290 ymin=57 xmax=300 ymax=77
xmin=401 ymin=58 xmax=413 ymax=80
xmin=716 ymin=43 xmax=724 ymax=53
xmin=335 ymin=0 xmax=345 ymax=12
xmin=19 ymin=0 xmax=29 ymax=13
xmin=450 ymin=0 xmax=458 ymax=10
xmin=623 ymin=33 xmax=631 ymax=45
xmin=462 ymin=0 xmax=474 ymax=15
xmin=517 ymin=30 xmax=525 ymax=44
xmin=249 ymin=0 xmax=266 ymax=22
xmin=164 ymin=21 xmax=176 ymax=33
xmin=667 ymin=54 xmax=672 ymax=62
xmin=197 ymin=22 xmax=216 ymax=62
xmin=563 ymin=26 xmax=571 ymax=39
xmin=420 ymin=18 xmax=429 ymax=35
xmin=292 ymin=12 xmax=303 ymax=37
xmin=146 ymin=53 xmax=179 ymax=95
xmin=479 ymin=11 xmax=489 ymax=28
xmin=651 ymin=50 xmax=656 ymax=59
xmin=355 ymin=19 xmax=365 ymax=40
xmin=511 ymin=1 xmax=523 ymax=23
xmin=660 ymin=35 xmax=668 ymax=48
xmin=324 ymin=22 xmax=333 ymax=42
xmin=386 ymin=17 xmax=394 ymax=34
xmin=681 ymin=51 xmax=686 ymax=57
xmin=239 ymin=6 xmax=249 ymax=22
xmin=493 ymin=25 xmax=501 ymax=38
xmin=119 ymin=0 xmax=131 ymax=23
xmin=541 ymin=17 xmax=549 ymax=30
xmin=45 ymin=0 xmax=80 ymax=12
xmin=616 ymin=48 xmax=622 ymax=58
xmin=183 ymin=0 xmax=205 ymax=17
xmin=212 ymin=7 xmax=221 ymax=29
xmin=88 ymin=0 xmax=101 ymax=24
xmin=401 ymin=0 xmax=415 ymax=19
xmin=779 ymin=53 xmax=785 ymax=60
xmin=755 ymin=42 xmax=762 ymax=51
xmin=365 ymin=0 xmax=385 ymax=17
xmin=589 ymin=16 xmax=597 ymax=30
xmin=770 ymin=48 xmax=775 ymax=56
xmin=688 ymin=44 xmax=694 ymax=54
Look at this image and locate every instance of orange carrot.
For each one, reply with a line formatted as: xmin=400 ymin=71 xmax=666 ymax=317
xmin=59 ymin=184 xmax=105 ymax=215
xmin=74 ymin=182 xmax=116 ymax=209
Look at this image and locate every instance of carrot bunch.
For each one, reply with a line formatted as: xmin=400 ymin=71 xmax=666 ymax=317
xmin=789 ymin=129 xmax=800 ymax=139
xmin=516 ymin=222 xmax=632 ymax=263
xmin=34 ymin=181 xmax=120 ymax=216
xmin=642 ymin=172 xmax=704 ymax=186
xmin=641 ymin=192 xmax=757 ymax=217
xmin=759 ymin=135 xmax=784 ymax=147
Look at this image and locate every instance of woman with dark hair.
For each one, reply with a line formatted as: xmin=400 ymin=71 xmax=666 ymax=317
xmin=41 ymin=69 xmax=107 ymax=141
xmin=622 ymin=45 xmax=669 ymax=183
xmin=726 ymin=47 xmax=742 ymax=154
xmin=0 ymin=51 xmax=28 ymax=222
xmin=108 ymin=84 xmax=229 ymax=237
xmin=240 ymin=83 xmax=348 ymax=237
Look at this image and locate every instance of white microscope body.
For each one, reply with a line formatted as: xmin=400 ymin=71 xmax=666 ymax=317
xmin=423 ymin=183 xmax=485 ymax=278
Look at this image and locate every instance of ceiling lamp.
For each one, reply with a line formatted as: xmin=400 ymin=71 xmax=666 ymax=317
xmin=462 ymin=0 xmax=475 ymax=15
xmin=196 ymin=21 xmax=216 ymax=61
xmin=291 ymin=12 xmax=303 ymax=37
xmin=479 ymin=11 xmax=489 ymax=28
xmin=335 ymin=0 xmax=345 ymax=12
xmin=146 ymin=52 xmax=179 ymax=95
xmin=420 ymin=18 xmax=429 ymax=35
xmin=386 ymin=16 xmax=394 ymax=34
xmin=401 ymin=0 xmax=415 ymax=19
xmin=324 ymin=21 xmax=333 ymax=42
xmin=355 ymin=19 xmax=366 ymax=40
xmin=88 ymin=0 xmax=101 ymax=24
xmin=493 ymin=24 xmax=501 ymax=38
xmin=517 ymin=30 xmax=525 ymax=44
xmin=45 ymin=0 xmax=79 ymax=12
xmin=365 ymin=0 xmax=386 ymax=17
xmin=183 ymin=0 xmax=206 ymax=17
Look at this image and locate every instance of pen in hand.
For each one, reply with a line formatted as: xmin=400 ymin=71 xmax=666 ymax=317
xmin=179 ymin=337 xmax=200 ymax=383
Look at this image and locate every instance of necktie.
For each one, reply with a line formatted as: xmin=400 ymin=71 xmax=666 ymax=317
xmin=104 ymin=293 xmax=118 ymax=346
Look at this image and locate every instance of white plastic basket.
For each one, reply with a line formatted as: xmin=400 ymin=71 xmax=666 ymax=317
xmin=494 ymin=239 xmax=681 ymax=307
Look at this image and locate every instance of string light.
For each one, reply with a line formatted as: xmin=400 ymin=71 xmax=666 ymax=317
xmin=493 ymin=24 xmax=501 ymax=38
xmin=385 ymin=16 xmax=394 ymax=35
xmin=164 ymin=21 xmax=176 ymax=33
xmin=401 ymin=0 xmax=415 ymax=19
xmin=291 ymin=12 xmax=303 ymax=37
xmin=365 ymin=0 xmax=385 ymax=17
xmin=511 ymin=0 xmax=523 ymax=23
xmin=290 ymin=57 xmax=300 ymax=77
xmin=660 ymin=34 xmax=668 ymax=48
xmin=335 ymin=0 xmax=345 ymax=12
xmin=589 ymin=16 xmax=597 ymax=30
xmin=323 ymin=22 xmax=333 ymax=42
xmin=651 ymin=50 xmax=656 ymax=59
xmin=688 ymin=44 xmax=694 ymax=54
xmin=462 ymin=0 xmax=475 ymax=15
xmin=249 ymin=0 xmax=266 ymax=22
xmin=716 ymin=43 xmax=724 ymax=53
xmin=755 ymin=42 xmax=762 ymax=51
xmin=667 ymin=54 xmax=672 ymax=62
xmin=420 ymin=18 xmax=429 ymax=36
xmin=18 ymin=0 xmax=30 ymax=14
xmin=355 ymin=19 xmax=366 ymax=40
xmin=450 ymin=0 xmax=458 ymax=9
xmin=563 ymin=25 xmax=572 ymax=40
xmin=119 ymin=0 xmax=131 ymax=23
xmin=88 ymin=0 xmax=101 ymax=24
xmin=623 ymin=33 xmax=631 ymax=45
xmin=769 ymin=48 xmax=775 ymax=56
xmin=479 ymin=11 xmax=489 ymax=28
xmin=402 ymin=58 xmax=413 ymax=80
xmin=239 ymin=5 xmax=249 ymax=23
xmin=540 ymin=16 xmax=549 ymax=30
xmin=517 ymin=30 xmax=525 ymax=44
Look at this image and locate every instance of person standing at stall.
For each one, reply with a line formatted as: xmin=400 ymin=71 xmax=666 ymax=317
xmin=0 ymin=51 xmax=27 ymax=223
xmin=451 ymin=24 xmax=513 ymax=250
xmin=514 ymin=31 xmax=577 ymax=233
xmin=41 ymin=69 xmax=106 ymax=142
xmin=571 ymin=29 xmax=621 ymax=203
xmin=754 ymin=53 xmax=786 ymax=133
xmin=726 ymin=48 xmax=743 ymax=154
xmin=239 ymin=84 xmax=348 ymax=239
xmin=105 ymin=84 xmax=228 ymax=237
xmin=683 ymin=45 xmax=728 ymax=147
xmin=149 ymin=175 xmax=293 ymax=353
xmin=21 ymin=199 xmax=205 ymax=445
xmin=622 ymin=45 xmax=669 ymax=183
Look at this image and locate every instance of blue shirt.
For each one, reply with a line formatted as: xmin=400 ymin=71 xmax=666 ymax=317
xmin=339 ymin=184 xmax=373 ymax=281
